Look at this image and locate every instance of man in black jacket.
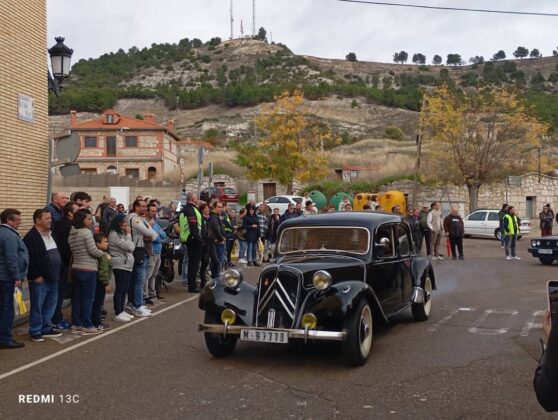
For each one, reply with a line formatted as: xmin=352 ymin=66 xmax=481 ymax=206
xmin=208 ymin=201 xmax=226 ymax=279
xmin=534 ymin=309 xmax=558 ymax=411
xmin=23 ymin=209 xmax=63 ymax=342
xmin=52 ymin=201 xmax=78 ymax=329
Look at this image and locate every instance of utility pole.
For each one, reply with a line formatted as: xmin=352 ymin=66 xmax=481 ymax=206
xmin=254 ymin=53 xmax=259 ymax=143
xmin=413 ymin=95 xmax=426 ymax=208
xmin=252 ymin=0 xmax=256 ymax=37
xmin=230 ymin=0 xmax=234 ymax=40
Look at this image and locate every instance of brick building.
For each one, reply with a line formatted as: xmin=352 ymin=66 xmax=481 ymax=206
xmin=0 ymin=0 xmax=49 ymax=227
xmin=68 ymin=109 xmax=180 ymax=180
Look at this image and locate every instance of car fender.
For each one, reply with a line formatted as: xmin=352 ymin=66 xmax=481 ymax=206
xmin=300 ymin=280 xmax=389 ymax=325
xmin=199 ymin=280 xmax=257 ymax=326
xmin=411 ymin=257 xmax=436 ymax=290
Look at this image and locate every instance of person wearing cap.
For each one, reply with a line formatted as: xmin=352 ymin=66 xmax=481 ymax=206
xmin=540 ymin=205 xmax=554 ymax=237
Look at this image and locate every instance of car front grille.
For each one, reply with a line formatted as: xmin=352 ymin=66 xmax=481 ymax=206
xmin=256 ymin=269 xmax=301 ymax=329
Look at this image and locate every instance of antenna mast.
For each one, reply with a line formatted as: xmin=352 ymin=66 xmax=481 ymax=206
xmin=230 ymin=0 xmax=234 ymax=40
xmin=252 ymin=0 xmax=256 ymax=37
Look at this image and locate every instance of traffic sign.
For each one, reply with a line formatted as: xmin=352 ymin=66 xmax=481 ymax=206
xmin=55 ymin=132 xmax=81 ymax=163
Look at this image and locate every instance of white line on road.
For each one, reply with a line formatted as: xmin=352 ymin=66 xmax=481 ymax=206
xmin=427 ymin=307 xmax=476 ymax=332
xmin=520 ymin=310 xmax=545 ymax=337
xmin=0 ymin=295 xmax=198 ymax=382
xmin=469 ymin=309 xmax=519 ymax=335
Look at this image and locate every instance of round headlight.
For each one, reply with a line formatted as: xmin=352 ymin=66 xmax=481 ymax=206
xmin=221 ymin=309 xmax=236 ymax=325
xmin=536 ymin=240 xmax=541 ymax=246
xmin=313 ymin=270 xmax=332 ymax=291
xmin=301 ymin=313 xmax=317 ymax=329
xmin=532 ymin=240 xmax=537 ymax=247
xmin=223 ymin=269 xmax=242 ymax=288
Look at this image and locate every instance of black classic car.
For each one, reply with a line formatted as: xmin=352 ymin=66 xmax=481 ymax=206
xmin=528 ymin=237 xmax=558 ymax=265
xmin=198 ymin=212 xmax=436 ymax=366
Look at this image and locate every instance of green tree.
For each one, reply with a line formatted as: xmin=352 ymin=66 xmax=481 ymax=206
xmin=446 ymin=54 xmax=462 ymax=66
xmin=422 ymin=85 xmax=549 ymax=212
xmin=432 ymin=55 xmax=442 ymax=66
xmin=530 ymin=48 xmax=541 ymax=58
xmin=234 ymin=91 xmax=335 ymax=194
xmin=412 ymin=53 xmax=426 ymax=65
xmin=346 ymin=52 xmax=357 ymax=62
xmin=393 ymin=51 xmax=408 ymax=64
xmin=255 ymin=27 xmax=267 ymax=42
xmin=469 ymin=56 xmax=484 ymax=65
xmin=192 ymin=38 xmax=203 ymax=48
xmin=491 ymin=50 xmax=506 ymax=61
xmin=208 ymin=37 xmax=222 ymax=46
xmin=513 ymin=46 xmax=529 ymax=59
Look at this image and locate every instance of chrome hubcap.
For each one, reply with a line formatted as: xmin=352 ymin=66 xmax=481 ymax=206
xmin=359 ymin=305 xmax=373 ymax=357
xmin=424 ymin=277 xmax=432 ymax=315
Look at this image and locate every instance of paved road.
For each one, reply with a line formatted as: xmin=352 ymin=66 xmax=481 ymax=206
xmin=0 ymin=237 xmax=554 ymax=419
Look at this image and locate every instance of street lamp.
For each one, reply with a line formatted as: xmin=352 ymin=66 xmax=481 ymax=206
xmin=48 ymin=37 xmax=73 ymax=97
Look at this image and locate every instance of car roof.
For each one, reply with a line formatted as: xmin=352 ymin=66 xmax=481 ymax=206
xmin=279 ymin=211 xmax=402 ymax=229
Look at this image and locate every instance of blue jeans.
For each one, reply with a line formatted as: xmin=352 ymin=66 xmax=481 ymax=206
xmin=129 ymin=257 xmax=148 ymax=309
xmin=504 ymin=235 xmax=517 ymax=257
xmin=0 ymin=282 xmax=15 ymax=344
xmin=216 ymin=242 xmax=226 ymax=271
xmin=246 ymin=241 xmax=257 ymax=262
xmin=29 ymin=281 xmax=58 ymax=336
xmin=71 ymin=270 xmax=97 ymax=328
xmin=239 ymin=240 xmax=247 ymax=260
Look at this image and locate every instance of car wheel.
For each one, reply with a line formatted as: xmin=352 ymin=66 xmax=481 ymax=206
xmin=494 ymin=229 xmax=502 ymax=241
xmin=539 ymin=257 xmax=555 ymax=265
xmin=412 ymin=275 xmax=433 ymax=322
xmin=203 ymin=312 xmax=238 ymax=358
xmin=342 ymin=299 xmax=373 ymax=367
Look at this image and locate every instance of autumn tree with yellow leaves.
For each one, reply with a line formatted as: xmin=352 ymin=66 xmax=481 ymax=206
xmin=235 ymin=91 xmax=337 ymax=194
xmin=421 ymin=85 xmax=550 ymax=212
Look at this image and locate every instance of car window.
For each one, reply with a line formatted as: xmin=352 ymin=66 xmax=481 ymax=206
xmin=292 ymin=197 xmax=303 ymax=204
xmin=277 ymin=197 xmax=290 ymax=204
xmin=487 ymin=212 xmax=499 ymax=221
xmin=267 ymin=197 xmax=278 ymax=204
xmin=395 ymin=224 xmax=411 ymax=256
xmin=467 ymin=211 xmax=487 ymax=221
xmin=374 ymin=225 xmax=395 ymax=259
xmin=278 ymin=227 xmax=369 ymax=255
xmin=224 ymin=188 xmax=236 ymax=194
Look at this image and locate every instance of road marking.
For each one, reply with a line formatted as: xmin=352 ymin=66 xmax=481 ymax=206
xmin=0 ymin=295 xmax=198 ymax=382
xmin=427 ymin=307 xmax=476 ymax=332
xmin=469 ymin=309 xmax=519 ymax=335
xmin=520 ymin=310 xmax=545 ymax=337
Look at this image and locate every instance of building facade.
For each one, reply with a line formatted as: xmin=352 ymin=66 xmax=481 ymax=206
xmin=0 ymin=0 xmax=49 ymax=227
xmin=68 ymin=109 xmax=179 ymax=180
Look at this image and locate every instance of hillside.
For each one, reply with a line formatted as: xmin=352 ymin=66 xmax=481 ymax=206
xmin=48 ymin=37 xmax=558 ymax=181
xmin=49 ymin=38 xmax=558 ymax=134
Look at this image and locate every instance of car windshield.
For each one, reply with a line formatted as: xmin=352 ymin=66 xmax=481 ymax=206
xmin=224 ymin=188 xmax=236 ymax=194
xmin=278 ymin=227 xmax=370 ymax=255
xmin=292 ymin=197 xmax=303 ymax=203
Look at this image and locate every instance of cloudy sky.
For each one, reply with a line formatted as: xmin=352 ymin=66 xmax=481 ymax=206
xmin=47 ymin=0 xmax=557 ymax=65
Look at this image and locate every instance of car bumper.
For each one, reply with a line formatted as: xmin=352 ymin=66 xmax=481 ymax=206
xmin=198 ymin=324 xmax=347 ymax=341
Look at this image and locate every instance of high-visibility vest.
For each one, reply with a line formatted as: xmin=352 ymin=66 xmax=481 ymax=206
xmin=179 ymin=205 xmax=202 ymax=243
xmin=504 ymin=214 xmax=519 ymax=235
xmin=223 ymin=212 xmax=233 ymax=233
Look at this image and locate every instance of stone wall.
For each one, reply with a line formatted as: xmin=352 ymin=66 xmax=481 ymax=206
xmin=385 ymin=173 xmax=558 ymax=219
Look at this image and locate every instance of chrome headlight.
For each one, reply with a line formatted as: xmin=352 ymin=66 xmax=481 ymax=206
xmin=532 ymin=240 xmax=537 ymax=247
xmin=312 ymin=270 xmax=332 ymax=291
xmin=223 ymin=269 xmax=242 ymax=288
xmin=536 ymin=240 xmax=541 ymax=246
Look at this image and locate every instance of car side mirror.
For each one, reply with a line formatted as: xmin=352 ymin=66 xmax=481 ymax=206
xmin=375 ymin=237 xmax=391 ymax=248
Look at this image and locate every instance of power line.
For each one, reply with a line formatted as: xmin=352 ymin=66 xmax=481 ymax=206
xmin=336 ymin=0 xmax=558 ymax=17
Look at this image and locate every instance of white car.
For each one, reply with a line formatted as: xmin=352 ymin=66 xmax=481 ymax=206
xmin=463 ymin=209 xmax=531 ymax=240
xmin=256 ymin=195 xmax=313 ymax=214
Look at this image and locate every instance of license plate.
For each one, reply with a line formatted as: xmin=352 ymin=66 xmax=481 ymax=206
xmin=539 ymin=249 xmax=553 ymax=255
xmin=240 ymin=329 xmax=289 ymax=344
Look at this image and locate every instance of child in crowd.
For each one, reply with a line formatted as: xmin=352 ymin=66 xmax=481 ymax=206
xmin=92 ymin=233 xmax=111 ymax=332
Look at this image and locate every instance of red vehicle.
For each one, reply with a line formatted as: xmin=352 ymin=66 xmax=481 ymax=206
xmin=200 ymin=186 xmax=239 ymax=204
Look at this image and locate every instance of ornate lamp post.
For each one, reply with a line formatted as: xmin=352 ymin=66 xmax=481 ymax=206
xmin=48 ymin=36 xmax=73 ymax=96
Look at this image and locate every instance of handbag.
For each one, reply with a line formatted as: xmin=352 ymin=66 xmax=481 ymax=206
xmin=14 ymin=287 xmax=27 ymax=316
xmin=133 ymin=247 xmax=146 ymax=264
